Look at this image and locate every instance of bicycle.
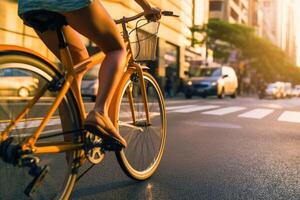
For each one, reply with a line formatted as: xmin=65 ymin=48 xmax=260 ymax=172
xmin=0 ymin=10 xmax=178 ymax=199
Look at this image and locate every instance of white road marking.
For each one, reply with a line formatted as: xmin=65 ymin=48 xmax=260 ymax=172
xmin=278 ymin=111 xmax=300 ymax=123
xmin=185 ymin=121 xmax=241 ymax=129
xmin=171 ymin=105 xmax=221 ymax=113
xmin=119 ymin=112 xmax=160 ymax=118
xmin=166 ymin=105 xmax=196 ymax=111
xmin=202 ymin=106 xmax=246 ymax=116
xmin=238 ymin=108 xmax=274 ymax=119
xmin=0 ymin=118 xmax=61 ymax=132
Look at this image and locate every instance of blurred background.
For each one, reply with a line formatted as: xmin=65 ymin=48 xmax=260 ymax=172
xmin=0 ymin=0 xmax=299 ymax=100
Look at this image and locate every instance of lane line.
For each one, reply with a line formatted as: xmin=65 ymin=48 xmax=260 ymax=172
xmin=0 ymin=118 xmax=61 ymax=132
xmin=238 ymin=108 xmax=274 ymax=119
xmin=278 ymin=111 xmax=300 ymax=123
xmin=171 ymin=105 xmax=221 ymax=113
xmin=202 ymin=106 xmax=246 ymax=116
xmin=185 ymin=121 xmax=241 ymax=129
xmin=166 ymin=105 xmax=196 ymax=111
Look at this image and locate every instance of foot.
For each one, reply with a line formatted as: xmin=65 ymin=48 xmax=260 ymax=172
xmin=84 ymin=110 xmax=127 ymax=148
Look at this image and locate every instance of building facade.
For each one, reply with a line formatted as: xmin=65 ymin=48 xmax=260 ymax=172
xmin=209 ymin=0 xmax=249 ymax=24
xmin=0 ymin=0 xmax=209 ymax=95
xmin=248 ymin=0 xmax=264 ymax=36
xmin=258 ymin=0 xmax=296 ymax=63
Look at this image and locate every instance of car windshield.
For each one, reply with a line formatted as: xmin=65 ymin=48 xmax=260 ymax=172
xmin=189 ymin=68 xmax=221 ymax=77
xmin=0 ymin=69 xmax=30 ymax=77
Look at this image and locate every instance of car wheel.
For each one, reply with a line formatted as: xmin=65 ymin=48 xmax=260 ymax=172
xmin=230 ymin=90 xmax=237 ymax=98
xmin=185 ymin=93 xmax=192 ymax=99
xmin=18 ymin=87 xmax=30 ymax=97
xmin=218 ymin=88 xmax=225 ymax=99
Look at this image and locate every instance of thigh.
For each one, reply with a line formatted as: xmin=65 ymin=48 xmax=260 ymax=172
xmin=61 ymin=0 xmax=125 ymax=53
xmin=36 ymin=25 xmax=89 ymax=64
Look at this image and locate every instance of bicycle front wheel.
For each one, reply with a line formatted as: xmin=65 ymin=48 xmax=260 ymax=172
xmin=116 ymin=72 xmax=166 ymax=180
xmin=0 ymin=52 xmax=82 ymax=199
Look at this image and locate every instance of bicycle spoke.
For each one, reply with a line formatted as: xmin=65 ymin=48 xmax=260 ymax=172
xmin=0 ymin=59 xmax=81 ymax=199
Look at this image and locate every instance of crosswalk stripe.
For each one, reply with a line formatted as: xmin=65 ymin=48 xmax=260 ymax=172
xmin=170 ymin=105 xmax=220 ymax=113
xmin=278 ymin=111 xmax=300 ymax=123
xmin=0 ymin=118 xmax=61 ymax=132
xmin=202 ymin=106 xmax=246 ymax=115
xmin=238 ymin=108 xmax=274 ymax=119
xmin=185 ymin=121 xmax=242 ymax=129
xmin=166 ymin=105 xmax=196 ymax=111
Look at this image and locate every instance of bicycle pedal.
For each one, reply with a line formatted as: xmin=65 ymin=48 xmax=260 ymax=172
xmin=21 ymin=155 xmax=40 ymax=168
xmin=24 ymin=165 xmax=50 ymax=197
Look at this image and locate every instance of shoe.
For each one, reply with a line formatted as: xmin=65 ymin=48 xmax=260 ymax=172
xmin=84 ymin=110 xmax=127 ymax=149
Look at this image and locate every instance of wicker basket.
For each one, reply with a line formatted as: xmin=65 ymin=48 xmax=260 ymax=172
xmin=129 ymin=21 xmax=160 ymax=61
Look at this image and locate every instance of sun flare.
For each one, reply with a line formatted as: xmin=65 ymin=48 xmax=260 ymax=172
xmin=295 ymin=0 xmax=300 ymax=66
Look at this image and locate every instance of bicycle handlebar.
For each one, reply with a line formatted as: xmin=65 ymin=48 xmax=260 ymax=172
xmin=115 ymin=10 xmax=179 ymax=24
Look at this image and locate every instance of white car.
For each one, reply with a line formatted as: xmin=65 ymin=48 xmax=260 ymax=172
xmin=292 ymin=85 xmax=300 ymax=97
xmin=184 ymin=65 xmax=238 ymax=99
xmin=0 ymin=68 xmax=39 ymax=97
xmin=265 ymin=82 xmax=284 ymax=99
xmin=283 ymin=82 xmax=292 ymax=98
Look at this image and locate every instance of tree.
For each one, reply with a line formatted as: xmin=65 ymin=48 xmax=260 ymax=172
xmin=198 ymin=19 xmax=300 ymax=83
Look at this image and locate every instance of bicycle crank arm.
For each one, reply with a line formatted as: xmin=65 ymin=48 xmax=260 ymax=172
xmin=24 ymin=165 xmax=50 ymax=197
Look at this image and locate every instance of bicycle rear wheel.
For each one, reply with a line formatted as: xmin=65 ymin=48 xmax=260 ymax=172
xmin=116 ymin=72 xmax=166 ymax=180
xmin=0 ymin=53 xmax=82 ymax=199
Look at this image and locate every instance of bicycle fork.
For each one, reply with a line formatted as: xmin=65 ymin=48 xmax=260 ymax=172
xmin=130 ymin=63 xmax=151 ymax=126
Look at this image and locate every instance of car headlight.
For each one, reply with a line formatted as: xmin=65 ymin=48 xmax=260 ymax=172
xmin=211 ymin=82 xmax=217 ymax=86
xmin=33 ymin=78 xmax=39 ymax=84
xmin=187 ymin=81 xmax=192 ymax=86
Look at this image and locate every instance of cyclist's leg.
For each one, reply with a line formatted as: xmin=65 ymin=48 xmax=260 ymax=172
xmin=35 ymin=27 xmax=89 ymax=148
xmin=61 ymin=0 xmax=127 ymax=117
xmin=35 ymin=25 xmax=90 ymax=87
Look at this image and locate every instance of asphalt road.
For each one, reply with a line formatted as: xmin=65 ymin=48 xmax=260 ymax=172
xmin=70 ymin=97 xmax=300 ymax=200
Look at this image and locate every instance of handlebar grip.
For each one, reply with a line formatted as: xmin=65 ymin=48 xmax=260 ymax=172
xmin=162 ymin=11 xmax=173 ymax=16
xmin=162 ymin=11 xmax=179 ymax=17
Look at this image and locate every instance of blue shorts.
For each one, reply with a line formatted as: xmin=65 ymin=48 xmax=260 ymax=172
xmin=18 ymin=0 xmax=93 ymax=15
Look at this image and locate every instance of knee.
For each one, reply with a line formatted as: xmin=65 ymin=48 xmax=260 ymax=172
xmin=106 ymin=47 xmax=127 ymax=67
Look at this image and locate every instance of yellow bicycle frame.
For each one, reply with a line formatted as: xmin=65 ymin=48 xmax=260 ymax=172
xmin=0 ymin=23 xmax=151 ymax=154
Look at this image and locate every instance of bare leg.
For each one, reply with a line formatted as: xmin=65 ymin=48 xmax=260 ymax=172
xmin=62 ymin=1 xmax=127 ymax=147
xmin=36 ymin=26 xmax=89 ymax=88
xmin=62 ymin=0 xmax=126 ymax=116
xmin=35 ymin=0 xmax=127 ymax=147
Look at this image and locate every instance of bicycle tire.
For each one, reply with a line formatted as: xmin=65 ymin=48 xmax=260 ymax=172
xmin=115 ymin=71 xmax=166 ymax=180
xmin=0 ymin=52 xmax=82 ymax=200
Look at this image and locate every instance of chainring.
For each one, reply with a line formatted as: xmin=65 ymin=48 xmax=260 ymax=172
xmin=84 ymin=132 xmax=105 ymax=164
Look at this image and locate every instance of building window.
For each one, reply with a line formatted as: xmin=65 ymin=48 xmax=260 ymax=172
xmin=209 ymin=1 xmax=223 ymax=11
xmin=233 ymin=0 xmax=240 ymax=6
xmin=230 ymin=8 xmax=239 ymax=21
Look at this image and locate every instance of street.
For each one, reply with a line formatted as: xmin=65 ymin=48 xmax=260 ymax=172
xmin=71 ymin=97 xmax=300 ymax=200
xmin=1 ymin=0 xmax=300 ymax=199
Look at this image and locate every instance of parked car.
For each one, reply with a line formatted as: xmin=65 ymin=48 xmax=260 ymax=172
xmin=183 ymin=65 xmax=238 ymax=99
xmin=0 ymin=68 xmax=39 ymax=97
xmin=81 ymin=64 xmax=100 ymax=101
xmin=283 ymin=82 xmax=292 ymax=98
xmin=292 ymin=85 xmax=300 ymax=97
xmin=265 ymin=82 xmax=285 ymax=99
